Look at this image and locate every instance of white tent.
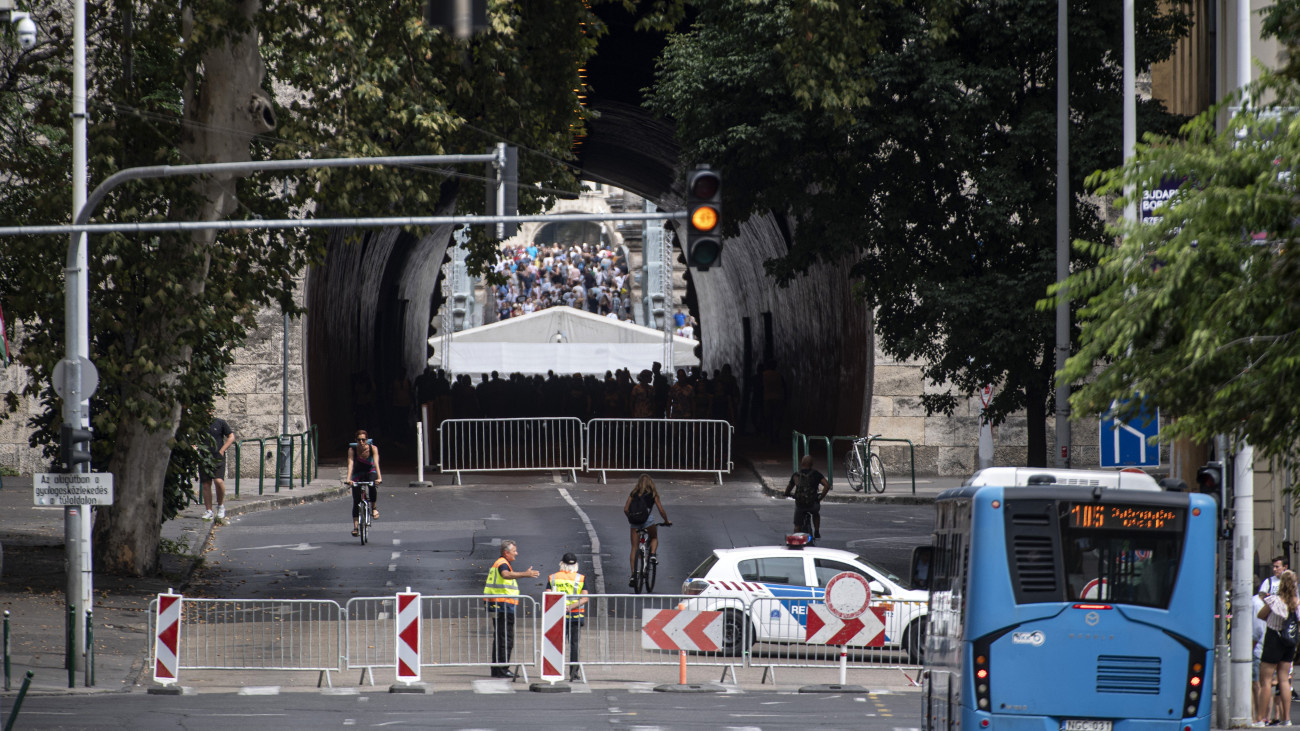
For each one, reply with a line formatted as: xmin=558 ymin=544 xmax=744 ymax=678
xmin=430 ymin=307 xmax=700 ymax=376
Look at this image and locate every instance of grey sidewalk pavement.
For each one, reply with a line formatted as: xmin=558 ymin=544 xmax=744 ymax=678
xmin=0 ymin=467 xmax=348 ymax=697
xmin=735 ymin=453 xmax=967 ymax=504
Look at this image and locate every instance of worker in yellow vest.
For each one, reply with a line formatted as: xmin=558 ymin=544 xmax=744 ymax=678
xmin=483 ymin=539 xmax=538 ymax=679
xmin=547 ymin=552 xmax=590 ymax=682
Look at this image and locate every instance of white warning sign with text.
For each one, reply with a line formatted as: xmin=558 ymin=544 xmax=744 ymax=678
xmin=33 ymin=472 xmax=115 ymax=506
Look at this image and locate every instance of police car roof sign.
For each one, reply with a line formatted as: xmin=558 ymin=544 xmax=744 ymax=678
xmin=825 ymin=572 xmax=871 ymax=620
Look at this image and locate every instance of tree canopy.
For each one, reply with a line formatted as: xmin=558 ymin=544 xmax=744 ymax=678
xmin=1061 ymin=70 xmax=1300 ymax=463
xmin=646 ymin=0 xmax=1191 ymax=464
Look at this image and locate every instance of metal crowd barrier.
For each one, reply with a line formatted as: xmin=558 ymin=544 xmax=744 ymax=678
xmin=150 ymin=593 xmax=922 ymax=687
xmin=586 ymin=419 xmax=733 ymax=484
xmin=577 ymin=594 xmax=747 ymax=679
xmin=149 ymin=597 xmax=343 ymax=687
xmin=439 ymin=417 xmax=583 ymax=484
xmin=743 ymin=597 xmax=927 ymax=681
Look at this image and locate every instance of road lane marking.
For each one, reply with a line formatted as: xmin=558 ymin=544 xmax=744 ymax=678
xmin=557 ymin=487 xmax=604 ymax=594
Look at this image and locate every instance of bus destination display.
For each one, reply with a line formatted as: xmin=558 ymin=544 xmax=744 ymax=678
xmin=1067 ymin=503 xmax=1183 ymax=532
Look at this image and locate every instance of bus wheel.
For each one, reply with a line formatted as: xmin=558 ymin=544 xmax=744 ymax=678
xmin=903 ymin=617 xmax=927 ymax=664
xmin=720 ymin=609 xmax=751 ymax=657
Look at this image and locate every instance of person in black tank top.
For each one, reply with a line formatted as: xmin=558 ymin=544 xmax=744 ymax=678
xmin=347 ymin=429 xmax=383 ymax=536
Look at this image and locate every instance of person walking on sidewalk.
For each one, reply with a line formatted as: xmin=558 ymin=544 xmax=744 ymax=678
xmin=483 ymin=539 xmax=539 ymax=678
xmin=784 ymin=454 xmax=831 ymax=539
xmin=546 ymin=552 xmax=589 ymax=682
xmin=200 ymin=415 xmax=235 ymax=521
xmin=346 ymin=429 xmax=382 ymax=537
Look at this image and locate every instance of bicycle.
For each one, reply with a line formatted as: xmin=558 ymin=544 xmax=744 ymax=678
xmin=351 ymin=480 xmax=376 ymax=545
xmin=631 ymin=522 xmax=670 ymax=594
xmin=845 ymin=435 xmax=887 ymax=494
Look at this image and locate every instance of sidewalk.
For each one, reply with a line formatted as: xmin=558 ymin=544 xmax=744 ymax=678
xmin=0 ymin=468 xmax=348 ymax=697
xmin=735 ymin=453 xmax=967 ymax=505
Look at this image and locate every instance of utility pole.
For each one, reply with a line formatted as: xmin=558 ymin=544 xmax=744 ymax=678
xmin=1053 ymin=0 xmax=1071 ymax=467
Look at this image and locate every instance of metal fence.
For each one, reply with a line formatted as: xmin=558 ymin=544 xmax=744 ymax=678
xmin=150 ymin=593 xmax=920 ymax=687
xmin=742 ymin=597 xmax=926 ymax=679
xmin=439 ymin=418 xmax=584 ymax=484
xmin=149 ymin=597 xmax=343 ymax=687
xmin=436 ymin=417 xmax=733 ymax=483
xmin=586 ymin=419 xmax=733 ymax=484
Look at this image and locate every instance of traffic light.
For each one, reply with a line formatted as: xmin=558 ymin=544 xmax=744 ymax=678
xmin=60 ymin=423 xmax=93 ymax=473
xmin=685 ymin=165 xmax=722 ymax=270
xmin=1195 ymin=462 xmax=1223 ymax=494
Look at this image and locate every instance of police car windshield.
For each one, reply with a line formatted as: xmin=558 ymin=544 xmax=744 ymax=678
xmin=855 ymin=555 xmax=911 ymax=590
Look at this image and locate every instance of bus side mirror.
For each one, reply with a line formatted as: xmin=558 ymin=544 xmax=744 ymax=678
xmin=911 ymin=545 xmax=933 ymax=591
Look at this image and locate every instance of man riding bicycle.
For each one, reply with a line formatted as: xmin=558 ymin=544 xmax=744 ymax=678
xmin=346 ymin=428 xmax=382 ymax=537
xmin=784 ymin=454 xmax=831 ymax=539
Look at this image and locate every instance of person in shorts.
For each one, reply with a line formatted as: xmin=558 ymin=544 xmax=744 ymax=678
xmin=200 ymin=415 xmax=235 ymax=521
xmin=623 ymin=474 xmax=670 ymax=586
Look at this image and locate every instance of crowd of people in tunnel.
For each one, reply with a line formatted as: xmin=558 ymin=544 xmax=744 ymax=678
xmin=492 ymin=242 xmax=635 ymax=322
xmin=414 ymin=363 xmax=747 ymax=424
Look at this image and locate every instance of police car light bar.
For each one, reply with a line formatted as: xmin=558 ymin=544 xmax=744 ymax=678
xmin=786 ymin=533 xmax=810 ymax=549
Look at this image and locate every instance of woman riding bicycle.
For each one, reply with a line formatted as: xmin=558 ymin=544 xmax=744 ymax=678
xmin=623 ymin=474 xmax=670 ymax=587
xmin=347 ymin=428 xmax=382 ymax=537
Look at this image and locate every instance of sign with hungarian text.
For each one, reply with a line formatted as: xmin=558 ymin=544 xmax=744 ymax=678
xmin=33 ymin=472 xmax=114 ymax=506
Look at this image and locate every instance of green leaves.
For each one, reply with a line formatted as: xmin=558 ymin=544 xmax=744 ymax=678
xmin=1064 ymin=78 xmax=1300 ymax=462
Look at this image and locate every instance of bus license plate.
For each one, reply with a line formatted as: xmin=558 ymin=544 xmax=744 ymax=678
xmin=1062 ymin=721 xmax=1112 ymax=731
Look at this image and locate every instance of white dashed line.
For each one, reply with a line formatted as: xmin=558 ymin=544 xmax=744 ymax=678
xmin=556 ymin=487 xmax=604 ymax=594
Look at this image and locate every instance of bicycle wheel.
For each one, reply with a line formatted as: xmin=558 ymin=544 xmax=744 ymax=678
xmin=359 ymin=502 xmax=369 ymax=545
xmin=845 ymin=446 xmax=866 ymax=493
xmin=632 ymin=546 xmax=646 ymax=595
xmin=644 ymin=553 xmax=658 ymax=593
xmin=868 ymin=452 xmax=887 ymax=494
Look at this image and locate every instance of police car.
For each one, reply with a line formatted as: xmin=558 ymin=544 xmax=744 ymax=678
xmin=680 ymin=536 xmax=928 ymax=660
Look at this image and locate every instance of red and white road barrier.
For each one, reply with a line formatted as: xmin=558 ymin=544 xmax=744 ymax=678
xmin=805 ymin=604 xmax=886 ymax=646
xmin=640 ymin=609 xmax=722 ymax=652
xmin=154 ymin=590 xmax=182 ymax=685
xmin=540 ymin=591 xmax=566 ymax=682
xmin=395 ymin=591 xmax=421 ymax=683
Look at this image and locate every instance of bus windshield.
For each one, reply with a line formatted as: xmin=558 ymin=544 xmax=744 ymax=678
xmin=1060 ymin=504 xmax=1186 ymax=609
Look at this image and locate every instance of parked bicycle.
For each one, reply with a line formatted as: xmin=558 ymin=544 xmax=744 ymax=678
xmin=845 ymin=435 xmax=887 ymax=494
xmin=631 ymin=522 xmax=670 ymax=594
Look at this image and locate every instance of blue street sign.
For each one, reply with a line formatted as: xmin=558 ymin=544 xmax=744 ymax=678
xmin=1099 ymin=400 xmax=1160 ymax=468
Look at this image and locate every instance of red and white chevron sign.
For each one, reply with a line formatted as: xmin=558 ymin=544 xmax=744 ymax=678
xmin=541 ymin=591 xmax=567 ymax=681
xmin=395 ymin=592 xmax=421 ymax=682
xmin=640 ymin=609 xmax=722 ymax=652
xmin=153 ymin=592 xmax=182 ymax=685
xmin=805 ymin=604 xmax=886 ymax=646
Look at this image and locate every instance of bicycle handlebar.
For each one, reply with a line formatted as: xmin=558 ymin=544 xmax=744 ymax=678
xmin=636 ymin=521 xmax=671 ymax=532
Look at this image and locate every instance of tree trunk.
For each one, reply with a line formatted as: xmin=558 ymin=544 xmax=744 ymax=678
xmin=1023 ymin=344 xmax=1053 ymax=468
xmin=94 ymin=0 xmax=272 ymax=576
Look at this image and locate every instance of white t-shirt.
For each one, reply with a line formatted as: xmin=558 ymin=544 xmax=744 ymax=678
xmin=1261 ymin=576 xmax=1281 ymax=596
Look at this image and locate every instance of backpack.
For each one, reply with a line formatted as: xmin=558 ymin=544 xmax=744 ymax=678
xmin=627 ymin=491 xmax=654 ymax=524
xmin=1283 ymin=609 xmax=1300 ymax=650
xmin=792 ymin=470 xmax=820 ymax=506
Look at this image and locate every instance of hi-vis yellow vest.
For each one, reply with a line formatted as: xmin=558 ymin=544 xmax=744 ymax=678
xmin=548 ymin=571 xmax=586 ymax=617
xmin=484 ymin=556 xmax=519 ymax=606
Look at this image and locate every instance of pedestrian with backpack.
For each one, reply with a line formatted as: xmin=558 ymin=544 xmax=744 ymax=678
xmin=1256 ymin=569 xmax=1300 ymax=726
xmin=784 ymin=454 xmax=831 ymax=539
xmin=624 ymin=474 xmax=670 ymax=587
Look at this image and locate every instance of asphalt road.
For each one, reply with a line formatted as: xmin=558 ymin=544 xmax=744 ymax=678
xmin=193 ymin=471 xmax=932 ymax=601
xmin=13 ymin=686 xmax=921 ymax=730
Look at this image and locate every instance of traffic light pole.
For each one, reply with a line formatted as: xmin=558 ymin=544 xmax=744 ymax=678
xmin=14 ymin=152 xmax=689 ymax=675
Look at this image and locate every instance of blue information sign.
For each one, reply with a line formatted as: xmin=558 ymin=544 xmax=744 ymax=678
xmin=1098 ymin=400 xmax=1160 ymax=468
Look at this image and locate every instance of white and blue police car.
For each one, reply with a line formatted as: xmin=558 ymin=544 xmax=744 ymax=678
xmin=680 ymin=535 xmax=929 ymax=660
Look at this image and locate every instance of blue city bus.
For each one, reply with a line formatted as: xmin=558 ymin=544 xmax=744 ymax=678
xmin=911 ymin=470 xmax=1217 ymax=731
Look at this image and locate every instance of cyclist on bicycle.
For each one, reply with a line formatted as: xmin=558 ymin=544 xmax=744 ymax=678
xmin=784 ymin=454 xmax=830 ymax=539
xmin=347 ymin=428 xmax=382 ymax=537
xmin=624 ymin=474 xmax=670 ymax=587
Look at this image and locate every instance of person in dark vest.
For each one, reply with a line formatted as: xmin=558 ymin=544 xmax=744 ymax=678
xmin=546 ymin=552 xmax=589 ymax=682
xmin=784 ymin=454 xmax=831 ymax=539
